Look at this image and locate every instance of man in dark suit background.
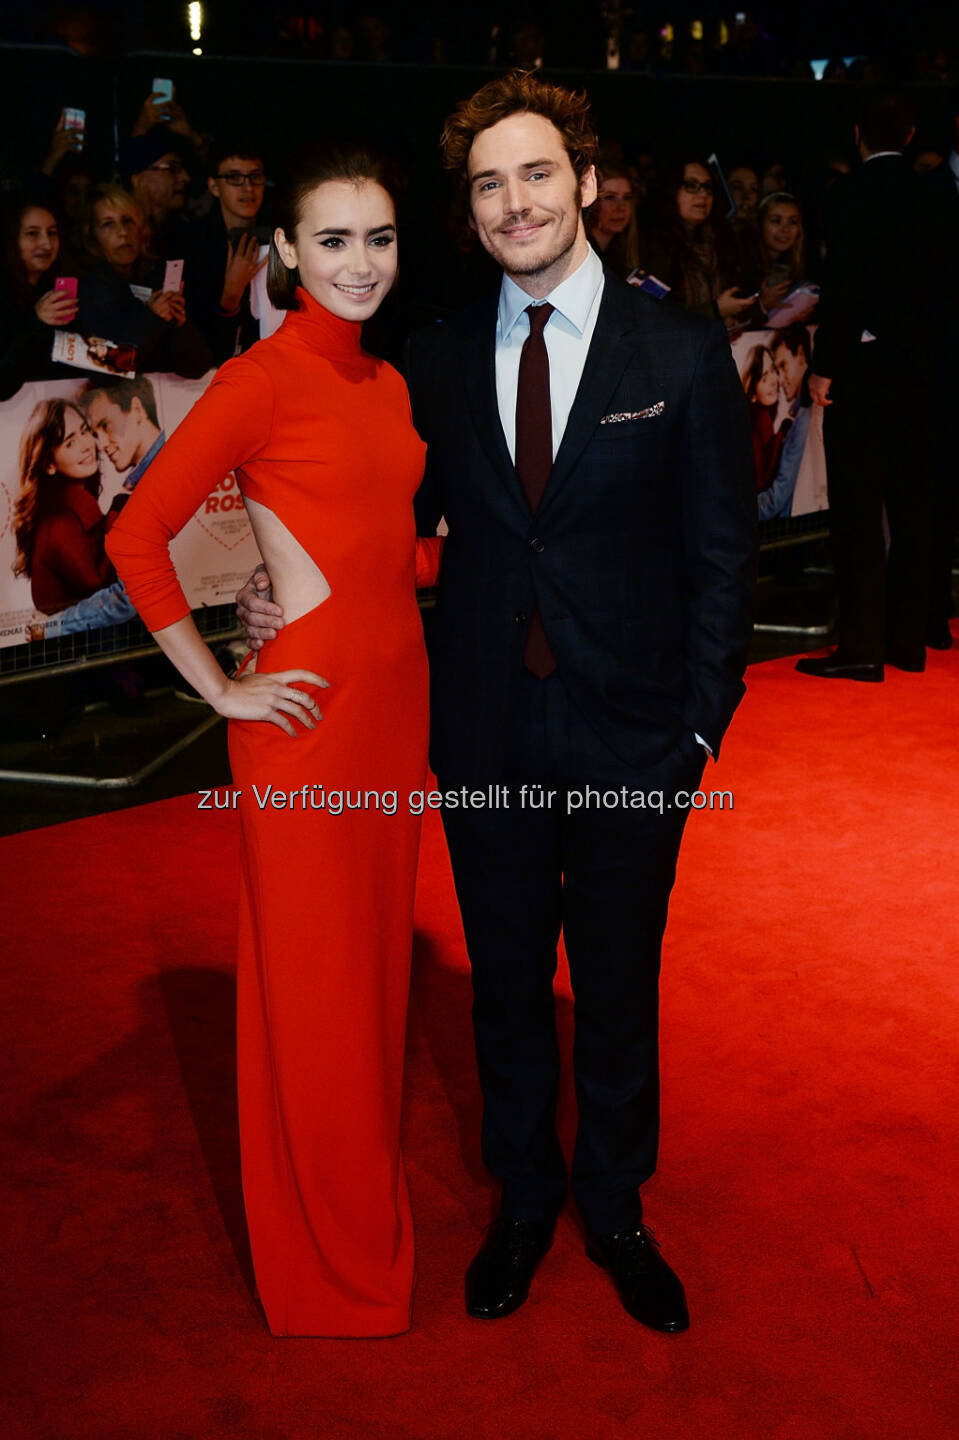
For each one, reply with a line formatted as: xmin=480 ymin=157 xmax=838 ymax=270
xmin=797 ymin=90 xmax=959 ymax=681
xmin=239 ymin=73 xmax=755 ymax=1333
xmin=924 ymin=85 xmax=959 ymax=651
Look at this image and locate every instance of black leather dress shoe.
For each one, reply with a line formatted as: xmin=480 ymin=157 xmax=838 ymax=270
xmin=795 ymin=652 xmax=883 ymax=682
xmin=926 ymin=623 xmax=953 ymax=651
xmin=586 ymin=1225 xmax=690 ymax=1333
xmin=465 ymin=1218 xmax=553 ymax=1319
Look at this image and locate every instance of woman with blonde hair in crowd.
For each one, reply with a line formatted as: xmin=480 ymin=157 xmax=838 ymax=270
xmin=586 ymin=159 xmax=641 ymax=277
xmin=75 ymin=182 xmax=211 ymax=376
xmin=741 ymin=192 xmax=818 ymax=325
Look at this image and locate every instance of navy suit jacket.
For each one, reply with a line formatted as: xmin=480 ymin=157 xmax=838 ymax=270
xmin=408 ymin=270 xmax=757 ymax=781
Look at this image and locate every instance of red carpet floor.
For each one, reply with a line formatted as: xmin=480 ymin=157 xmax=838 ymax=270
xmin=3 ymin=642 xmax=959 ymax=1439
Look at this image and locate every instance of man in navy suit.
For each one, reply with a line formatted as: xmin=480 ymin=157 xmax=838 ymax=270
xmin=240 ymin=74 xmax=756 ymax=1332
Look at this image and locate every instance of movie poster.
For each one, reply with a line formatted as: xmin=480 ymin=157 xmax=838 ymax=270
xmin=0 ymin=371 xmax=262 ymax=651
xmin=730 ymin=322 xmax=828 ymax=522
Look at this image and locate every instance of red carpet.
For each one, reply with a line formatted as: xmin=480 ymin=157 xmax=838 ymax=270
xmin=3 ymin=642 xmax=959 ymax=1439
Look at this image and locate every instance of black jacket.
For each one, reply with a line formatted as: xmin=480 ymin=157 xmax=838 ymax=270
xmin=812 ymin=154 xmax=959 ymax=385
xmin=409 ymin=270 xmax=756 ymax=780
xmin=182 ymin=210 xmax=259 ymax=365
xmin=0 ymin=279 xmax=75 ymax=399
xmin=75 ymin=261 xmax=213 ymax=378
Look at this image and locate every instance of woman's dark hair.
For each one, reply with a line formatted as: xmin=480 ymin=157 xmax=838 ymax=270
xmin=1 ymin=194 xmax=63 ymax=307
xmin=13 ymin=399 xmax=100 ymax=580
xmin=267 ymin=142 xmax=398 ymax=310
xmin=742 ymin=343 xmax=773 ymax=405
xmin=642 ymin=154 xmax=740 ymax=308
xmin=654 ymin=154 xmax=715 ymax=225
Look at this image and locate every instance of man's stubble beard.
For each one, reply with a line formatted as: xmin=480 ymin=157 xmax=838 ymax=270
xmin=485 ymin=195 xmax=583 ymax=281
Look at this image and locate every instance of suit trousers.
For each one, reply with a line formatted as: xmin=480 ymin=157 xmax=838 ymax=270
xmin=439 ymin=668 xmax=706 ymax=1235
xmin=825 ymin=351 xmax=933 ymax=664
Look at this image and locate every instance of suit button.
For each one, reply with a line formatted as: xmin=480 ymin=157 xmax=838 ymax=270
xmin=514 ymin=611 xmax=527 ymax=625
xmin=530 ymin=537 xmax=544 ymax=553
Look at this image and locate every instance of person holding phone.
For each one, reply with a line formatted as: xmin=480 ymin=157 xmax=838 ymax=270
xmin=183 ymin=138 xmax=269 ymax=362
xmin=641 ymin=155 xmax=754 ymax=324
xmin=76 ymin=182 xmax=211 ymax=377
xmin=739 ymin=192 xmax=817 ymax=326
xmin=39 ymin=108 xmax=86 ymax=178
xmin=0 ymin=196 xmax=79 ymax=398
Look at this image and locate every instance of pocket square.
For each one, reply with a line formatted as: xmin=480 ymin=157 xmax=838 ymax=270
xmin=600 ymin=402 xmax=665 ymax=424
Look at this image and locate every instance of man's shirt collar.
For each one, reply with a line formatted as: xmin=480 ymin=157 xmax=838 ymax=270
xmin=127 ymin=430 xmax=166 ymax=489
xmin=498 ymin=244 xmax=604 ymax=341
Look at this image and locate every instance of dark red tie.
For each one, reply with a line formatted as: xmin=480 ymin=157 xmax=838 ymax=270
xmin=515 ymin=302 xmax=556 ymax=678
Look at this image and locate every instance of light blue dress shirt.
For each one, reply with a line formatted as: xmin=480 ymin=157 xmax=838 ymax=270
xmin=495 ymin=244 xmax=605 ymax=462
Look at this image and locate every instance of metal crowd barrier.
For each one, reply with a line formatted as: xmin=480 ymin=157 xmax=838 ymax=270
xmin=755 ymin=513 xmax=834 ymax=639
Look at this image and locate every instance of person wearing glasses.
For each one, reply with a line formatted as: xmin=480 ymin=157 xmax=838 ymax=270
xmin=120 ymin=130 xmax=194 ymax=260
xmin=184 ymin=139 xmax=270 ymax=363
xmin=642 ymin=156 xmax=753 ymax=324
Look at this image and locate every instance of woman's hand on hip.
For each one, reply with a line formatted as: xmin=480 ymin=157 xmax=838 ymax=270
xmin=215 ymin=669 xmax=329 ymax=736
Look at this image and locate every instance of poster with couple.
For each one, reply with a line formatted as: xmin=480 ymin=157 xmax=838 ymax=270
xmin=0 ymin=371 xmax=262 ymax=652
xmin=731 ymin=322 xmax=828 ymax=522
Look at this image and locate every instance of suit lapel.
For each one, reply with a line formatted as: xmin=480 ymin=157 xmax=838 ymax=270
xmin=536 ymin=279 xmax=637 ymax=521
xmin=456 ymin=295 xmax=530 ymax=524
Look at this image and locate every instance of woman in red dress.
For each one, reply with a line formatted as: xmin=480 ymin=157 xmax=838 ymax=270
xmin=106 ymin=146 xmax=440 ymax=1337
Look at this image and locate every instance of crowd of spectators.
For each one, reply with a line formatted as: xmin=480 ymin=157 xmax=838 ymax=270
xmin=2 ymin=76 xmax=957 ymax=410
xmin=0 ymin=90 xmax=278 ymax=397
xmin=0 ymin=64 xmax=955 ymax=686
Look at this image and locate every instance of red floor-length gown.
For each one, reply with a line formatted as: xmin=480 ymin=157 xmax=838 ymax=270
xmin=107 ymin=289 xmax=440 ymax=1336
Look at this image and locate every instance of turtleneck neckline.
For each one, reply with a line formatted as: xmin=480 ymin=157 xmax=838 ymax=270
xmin=285 ymin=286 xmax=366 ymax=359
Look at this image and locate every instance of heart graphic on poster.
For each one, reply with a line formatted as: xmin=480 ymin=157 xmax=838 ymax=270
xmin=191 ymin=512 xmax=251 ymax=551
xmin=191 ymin=474 xmax=251 ymax=550
xmin=0 ymin=480 xmax=13 ymax=544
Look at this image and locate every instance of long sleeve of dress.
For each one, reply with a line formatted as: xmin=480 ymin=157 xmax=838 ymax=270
xmin=106 ymin=356 xmax=274 ymax=631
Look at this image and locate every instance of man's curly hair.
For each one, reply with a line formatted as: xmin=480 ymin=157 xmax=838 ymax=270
xmin=440 ymin=71 xmax=598 ymax=184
